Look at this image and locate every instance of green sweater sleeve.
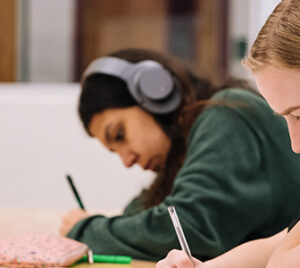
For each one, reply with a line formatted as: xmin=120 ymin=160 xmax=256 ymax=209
xmin=67 ymin=104 xmax=273 ymax=261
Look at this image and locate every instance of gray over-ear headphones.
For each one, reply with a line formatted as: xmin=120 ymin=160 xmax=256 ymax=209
xmin=82 ymin=57 xmax=182 ymax=114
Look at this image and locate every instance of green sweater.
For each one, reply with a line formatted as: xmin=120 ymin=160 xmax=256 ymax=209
xmin=67 ymin=89 xmax=300 ymax=261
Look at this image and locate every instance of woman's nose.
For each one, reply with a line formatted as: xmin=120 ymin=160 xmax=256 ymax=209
xmin=290 ymin=129 xmax=300 ymax=153
xmin=119 ymin=150 xmax=137 ymax=167
xmin=286 ymin=119 xmax=300 ymax=153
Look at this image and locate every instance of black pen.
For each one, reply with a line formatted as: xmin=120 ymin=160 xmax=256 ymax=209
xmin=66 ymin=174 xmax=86 ymax=211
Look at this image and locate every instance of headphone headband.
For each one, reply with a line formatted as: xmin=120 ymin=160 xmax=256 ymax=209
xmin=83 ymin=57 xmax=133 ymax=82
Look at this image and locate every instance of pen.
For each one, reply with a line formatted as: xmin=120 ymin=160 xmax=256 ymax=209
xmin=66 ymin=174 xmax=86 ymax=211
xmin=79 ymin=254 xmax=132 ymax=264
xmin=168 ymin=206 xmax=194 ymax=265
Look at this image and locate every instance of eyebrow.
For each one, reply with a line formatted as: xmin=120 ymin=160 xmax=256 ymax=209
xmin=277 ymin=106 xmax=300 ymax=116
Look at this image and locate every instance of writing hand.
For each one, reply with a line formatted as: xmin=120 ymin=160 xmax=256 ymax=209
xmin=59 ymin=208 xmax=89 ymax=236
xmin=156 ymin=249 xmax=208 ymax=268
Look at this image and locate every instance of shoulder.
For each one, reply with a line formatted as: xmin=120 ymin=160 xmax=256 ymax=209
xmin=187 ymin=88 xmax=277 ymax=144
xmin=211 ymin=88 xmax=264 ymax=105
xmin=193 ymin=88 xmax=276 ymax=130
xmin=189 ymin=89 xmax=261 ymax=134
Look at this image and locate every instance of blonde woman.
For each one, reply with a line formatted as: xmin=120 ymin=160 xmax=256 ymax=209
xmin=157 ymin=0 xmax=300 ymax=267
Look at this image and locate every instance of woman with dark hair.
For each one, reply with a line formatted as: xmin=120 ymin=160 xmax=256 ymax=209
xmin=59 ymin=48 xmax=300 ymax=261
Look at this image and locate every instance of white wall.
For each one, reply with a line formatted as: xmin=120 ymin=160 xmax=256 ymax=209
xmin=248 ymin=0 xmax=281 ymax=47
xmin=229 ymin=0 xmax=282 ymax=79
xmin=0 ymin=83 xmax=154 ymax=210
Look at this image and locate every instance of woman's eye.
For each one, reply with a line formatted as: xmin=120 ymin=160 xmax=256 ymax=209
xmin=115 ymin=128 xmax=124 ymax=141
xmin=291 ymin=114 xmax=300 ymax=121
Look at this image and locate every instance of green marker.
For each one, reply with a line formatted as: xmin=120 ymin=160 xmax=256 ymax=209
xmin=79 ymin=254 xmax=132 ymax=264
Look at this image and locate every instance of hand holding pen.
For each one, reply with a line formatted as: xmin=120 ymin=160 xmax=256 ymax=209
xmin=63 ymin=174 xmax=132 ymax=265
xmin=168 ymin=206 xmax=196 ymax=267
xmin=63 ymin=174 xmax=94 ymax=263
xmin=60 ymin=174 xmax=89 ymax=236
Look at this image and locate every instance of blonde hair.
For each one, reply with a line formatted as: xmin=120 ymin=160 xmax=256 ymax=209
xmin=243 ymin=0 xmax=300 ymax=72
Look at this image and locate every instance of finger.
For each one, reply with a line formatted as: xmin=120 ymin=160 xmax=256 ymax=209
xmin=61 ymin=215 xmax=72 ymax=227
xmin=59 ymin=224 xmax=67 ymax=236
xmin=156 ymin=259 xmax=170 ymax=268
xmin=159 ymin=250 xmax=195 ymax=268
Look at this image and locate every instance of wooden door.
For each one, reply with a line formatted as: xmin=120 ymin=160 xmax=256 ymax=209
xmin=75 ymin=0 xmax=229 ymax=82
xmin=75 ymin=0 xmax=168 ymax=79
xmin=0 ymin=0 xmax=16 ymax=81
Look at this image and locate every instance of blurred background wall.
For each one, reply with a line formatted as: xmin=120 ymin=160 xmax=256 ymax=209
xmin=0 ymin=0 xmax=281 ymax=210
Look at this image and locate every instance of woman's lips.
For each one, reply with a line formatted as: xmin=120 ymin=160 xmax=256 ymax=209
xmin=144 ymin=159 xmax=152 ymax=170
xmin=144 ymin=158 xmax=157 ymax=171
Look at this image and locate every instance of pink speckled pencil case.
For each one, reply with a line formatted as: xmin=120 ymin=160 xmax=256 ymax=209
xmin=0 ymin=233 xmax=88 ymax=267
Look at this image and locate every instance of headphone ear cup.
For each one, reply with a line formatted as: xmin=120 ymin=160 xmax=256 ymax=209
xmin=127 ymin=62 xmax=182 ymax=114
xmin=138 ymin=68 xmax=174 ymax=101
